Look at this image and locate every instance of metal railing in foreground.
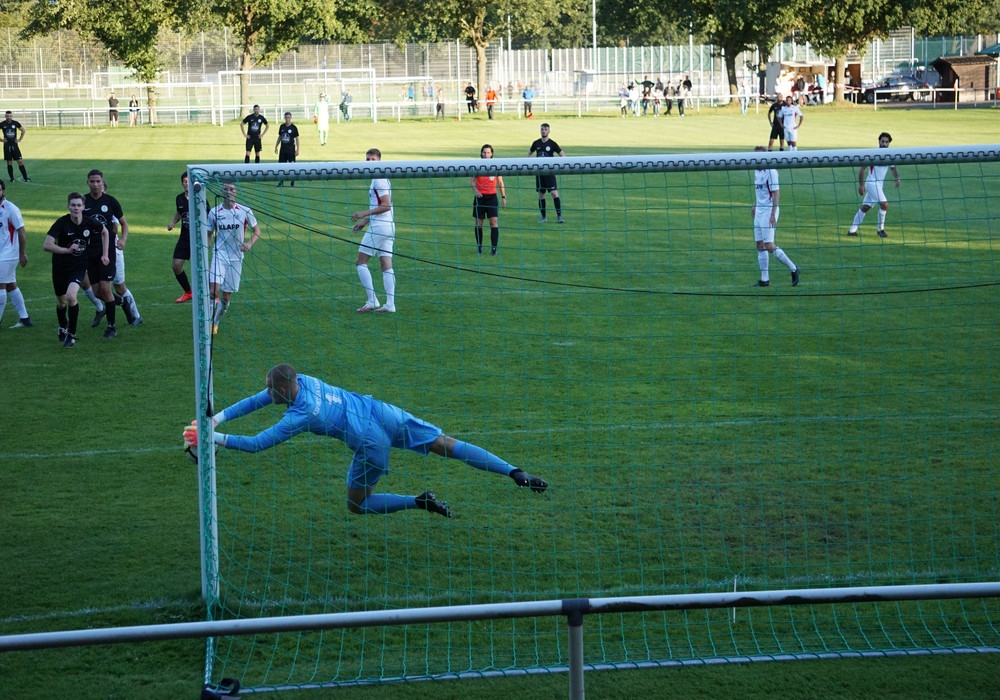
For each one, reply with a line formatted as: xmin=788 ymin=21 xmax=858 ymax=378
xmin=2 ymin=582 xmax=999 ymax=699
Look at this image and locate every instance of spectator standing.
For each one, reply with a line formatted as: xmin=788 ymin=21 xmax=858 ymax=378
xmin=522 ymin=85 xmax=534 ymax=118
xmin=128 ymin=96 xmax=139 ymax=126
xmin=108 ymin=93 xmax=119 ymax=127
xmin=465 ymin=83 xmax=477 ymax=113
xmin=485 ymin=85 xmax=498 ymax=119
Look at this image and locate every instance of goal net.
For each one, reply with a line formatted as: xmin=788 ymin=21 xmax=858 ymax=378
xmin=188 ymin=146 xmax=1000 ymax=691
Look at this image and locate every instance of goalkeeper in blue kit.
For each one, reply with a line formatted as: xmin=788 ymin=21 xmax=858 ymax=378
xmin=185 ymin=364 xmax=547 ymax=518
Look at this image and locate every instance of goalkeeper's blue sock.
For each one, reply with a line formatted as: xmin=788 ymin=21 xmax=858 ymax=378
xmin=450 ymin=440 xmax=515 ymax=476
xmin=356 ymin=493 xmax=415 ymax=514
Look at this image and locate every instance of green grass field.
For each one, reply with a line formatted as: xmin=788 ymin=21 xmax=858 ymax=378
xmin=2 ymin=105 xmax=999 ymax=698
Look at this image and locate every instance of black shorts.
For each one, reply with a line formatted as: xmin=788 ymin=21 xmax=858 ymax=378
xmin=51 ymin=261 xmax=89 ymax=296
xmin=92 ymin=253 xmax=115 ymax=283
xmin=769 ymin=122 xmax=784 ymax=140
xmin=3 ymin=141 xmax=22 ymax=161
xmin=473 ymin=193 xmax=500 ymax=220
xmin=246 ymin=136 xmax=262 ymax=152
xmin=279 ymin=148 xmax=296 ymax=164
xmin=173 ymin=228 xmax=191 ymax=261
xmin=536 ymin=174 xmax=557 ymax=193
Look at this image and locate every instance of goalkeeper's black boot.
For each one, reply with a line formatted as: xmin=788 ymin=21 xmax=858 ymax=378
xmin=510 ymin=469 xmax=548 ymax=494
xmin=415 ymin=491 xmax=452 ymax=518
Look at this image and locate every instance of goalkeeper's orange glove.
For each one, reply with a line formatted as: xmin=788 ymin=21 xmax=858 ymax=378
xmin=183 ymin=420 xmax=198 ymax=448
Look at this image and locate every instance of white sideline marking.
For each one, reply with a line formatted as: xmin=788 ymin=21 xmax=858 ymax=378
xmin=2 ymin=412 xmax=994 ymax=461
xmin=1 ymin=599 xmax=191 ymax=625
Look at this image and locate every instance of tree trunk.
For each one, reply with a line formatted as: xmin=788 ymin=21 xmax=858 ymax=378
xmin=240 ymin=48 xmax=254 ymax=119
xmin=724 ymin=49 xmax=738 ymax=104
xmin=834 ymin=55 xmax=847 ymax=102
xmin=145 ymin=85 xmax=158 ymax=125
xmin=475 ymin=40 xmax=488 ymax=111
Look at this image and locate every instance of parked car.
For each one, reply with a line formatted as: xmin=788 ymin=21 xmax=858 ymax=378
xmin=861 ymin=76 xmax=932 ymax=103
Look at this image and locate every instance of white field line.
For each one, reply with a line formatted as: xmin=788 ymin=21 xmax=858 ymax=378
xmin=2 ymin=412 xmax=994 ymax=461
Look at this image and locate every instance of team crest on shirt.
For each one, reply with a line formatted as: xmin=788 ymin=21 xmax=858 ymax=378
xmin=83 ymin=229 xmax=91 ymax=238
xmin=101 ymin=205 xmax=109 ymax=213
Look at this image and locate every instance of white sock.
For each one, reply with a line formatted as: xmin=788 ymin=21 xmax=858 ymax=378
xmin=773 ymin=247 xmax=796 ymax=271
xmin=382 ymin=268 xmax=395 ymax=308
xmin=357 ymin=264 xmax=377 ymax=305
xmin=878 ymin=209 xmax=887 ymax=230
xmin=850 ymin=209 xmax=866 ymax=233
xmin=0 ymin=289 xmax=6 ymax=320
xmin=84 ymin=287 xmax=105 ymax=311
xmin=213 ymin=299 xmax=230 ymax=325
xmin=9 ymin=287 xmax=27 ymax=317
xmin=789 ymin=145 xmax=797 ymax=151
xmin=758 ymin=250 xmax=770 ymax=281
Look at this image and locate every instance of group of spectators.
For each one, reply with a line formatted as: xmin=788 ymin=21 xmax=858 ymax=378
xmin=618 ymin=76 xmax=694 ymax=117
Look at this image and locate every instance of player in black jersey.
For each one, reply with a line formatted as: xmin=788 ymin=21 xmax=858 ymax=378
xmin=274 ymin=112 xmax=300 ymax=187
xmin=528 ymin=123 xmax=566 ymax=223
xmin=168 ymin=171 xmax=193 ymax=302
xmin=43 ymin=193 xmax=110 ymax=347
xmin=241 ymin=105 xmax=269 ymax=164
xmin=84 ymin=170 xmax=142 ymax=335
xmin=2 ymin=111 xmax=30 ymax=183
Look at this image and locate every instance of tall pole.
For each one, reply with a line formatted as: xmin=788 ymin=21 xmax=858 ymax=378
xmin=592 ymin=0 xmax=597 ymax=72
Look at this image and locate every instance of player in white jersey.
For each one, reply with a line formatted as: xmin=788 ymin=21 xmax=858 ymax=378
xmin=751 ymin=146 xmax=800 ymax=287
xmin=0 ymin=180 xmax=32 ymax=327
xmin=848 ymin=132 xmax=900 ymax=239
xmin=778 ymin=95 xmax=803 ymax=151
xmin=207 ymin=182 xmax=261 ymax=334
xmin=351 ymin=148 xmax=396 ymax=313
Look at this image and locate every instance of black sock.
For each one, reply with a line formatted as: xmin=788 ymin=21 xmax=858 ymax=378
xmin=490 ymin=227 xmax=499 ymax=248
xmin=553 ymin=197 xmax=562 ymax=216
xmin=475 ymin=225 xmax=483 ymax=247
xmin=57 ymin=305 xmax=68 ymax=329
xmin=6 ymin=164 xmax=12 ymax=180
xmin=245 ymin=155 xmax=250 ymax=164
xmin=176 ymin=271 xmax=191 ymax=292
xmin=254 ymin=155 xmax=260 ymax=164
xmin=539 ymin=200 xmax=546 ymax=217
xmin=19 ymin=164 xmax=27 ymax=179
xmin=105 ymin=300 xmax=116 ymax=327
xmin=68 ymin=304 xmax=80 ymax=335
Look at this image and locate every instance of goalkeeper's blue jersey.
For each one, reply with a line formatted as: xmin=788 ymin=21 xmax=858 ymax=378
xmin=221 ymin=374 xmax=374 ymax=453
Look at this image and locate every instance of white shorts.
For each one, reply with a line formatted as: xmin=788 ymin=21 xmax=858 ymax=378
xmin=210 ymin=255 xmax=243 ymax=293
xmin=0 ymin=258 xmax=17 ymax=284
xmin=113 ymin=247 xmax=126 ymax=285
xmin=359 ymin=223 xmax=395 ymax=259
xmin=754 ymin=206 xmax=779 ymax=243
xmin=784 ymin=127 xmax=798 ymax=143
xmin=862 ymin=182 xmax=887 ymax=207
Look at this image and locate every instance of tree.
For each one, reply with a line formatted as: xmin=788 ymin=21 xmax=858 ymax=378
xmin=665 ymin=0 xmax=800 ymax=103
xmin=797 ymin=0 xmax=899 ymax=101
xmin=19 ymin=0 xmax=183 ymax=124
xmin=375 ymin=0 xmax=578 ymax=113
xmin=206 ymin=0 xmax=373 ymax=117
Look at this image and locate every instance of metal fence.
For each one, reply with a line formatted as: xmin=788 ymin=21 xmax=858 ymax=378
xmin=1 ymin=28 xmax=997 ymax=125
